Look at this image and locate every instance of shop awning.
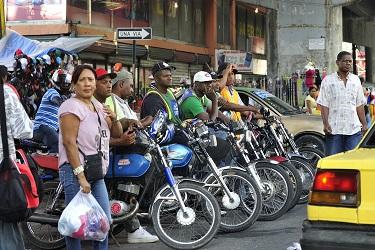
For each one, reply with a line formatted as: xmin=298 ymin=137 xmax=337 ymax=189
xmin=0 ymin=29 xmax=101 ymax=70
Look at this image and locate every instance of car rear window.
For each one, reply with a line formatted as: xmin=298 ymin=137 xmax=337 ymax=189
xmin=360 ymin=125 xmax=375 ymax=148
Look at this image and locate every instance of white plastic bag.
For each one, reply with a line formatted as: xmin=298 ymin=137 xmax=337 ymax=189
xmin=58 ymin=191 xmax=110 ymax=241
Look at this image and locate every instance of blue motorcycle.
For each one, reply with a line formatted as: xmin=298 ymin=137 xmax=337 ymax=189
xmin=23 ymin=110 xmax=221 ymax=250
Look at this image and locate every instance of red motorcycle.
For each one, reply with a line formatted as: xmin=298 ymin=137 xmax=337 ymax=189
xmin=16 ymin=139 xmax=65 ymax=249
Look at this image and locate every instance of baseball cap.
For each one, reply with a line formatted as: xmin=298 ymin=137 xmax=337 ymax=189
xmin=112 ymin=70 xmax=133 ymax=86
xmin=193 ymin=71 xmax=213 ymax=83
xmin=217 ymin=62 xmax=238 ymax=76
xmin=152 ymin=61 xmax=176 ymax=76
xmin=95 ymin=68 xmax=117 ymax=80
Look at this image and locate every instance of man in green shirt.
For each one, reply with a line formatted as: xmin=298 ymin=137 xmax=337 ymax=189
xmin=180 ymin=71 xmax=228 ymax=122
xmin=179 ymin=71 xmax=231 ymax=161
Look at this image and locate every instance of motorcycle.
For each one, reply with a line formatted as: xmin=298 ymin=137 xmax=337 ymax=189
xmin=21 ymin=110 xmax=221 ymax=250
xmin=254 ymin=108 xmax=316 ymax=204
xmin=179 ymin=119 xmax=262 ymax=232
xmin=208 ymin=120 xmax=295 ymax=221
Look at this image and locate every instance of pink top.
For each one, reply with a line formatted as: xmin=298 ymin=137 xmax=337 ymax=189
xmin=58 ymin=97 xmax=110 ymax=174
xmin=305 ymin=69 xmax=315 ymax=88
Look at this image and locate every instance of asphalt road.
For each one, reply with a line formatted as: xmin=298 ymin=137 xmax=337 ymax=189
xmin=25 ymin=204 xmax=306 ymax=250
xmin=109 ymin=204 xmax=306 ymax=250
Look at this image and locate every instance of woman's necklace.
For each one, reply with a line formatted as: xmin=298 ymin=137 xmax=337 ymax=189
xmin=75 ymin=96 xmax=94 ymax=111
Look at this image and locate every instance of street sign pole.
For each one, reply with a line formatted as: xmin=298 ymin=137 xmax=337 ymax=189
xmin=130 ymin=0 xmax=137 ymax=96
xmin=116 ymin=24 xmax=152 ymax=97
xmin=0 ymin=0 xmax=5 ymax=38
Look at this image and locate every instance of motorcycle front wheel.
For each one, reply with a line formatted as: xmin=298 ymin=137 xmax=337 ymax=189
xmin=151 ymin=182 xmax=221 ymax=250
xmin=204 ymin=168 xmax=262 ymax=233
xmin=255 ymin=162 xmax=293 ymax=221
xmin=297 ymin=146 xmax=325 ymax=170
xmin=289 ymin=156 xmax=315 ymax=204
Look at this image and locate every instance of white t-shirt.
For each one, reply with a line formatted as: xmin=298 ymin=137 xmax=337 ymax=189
xmin=113 ymin=94 xmax=138 ymax=120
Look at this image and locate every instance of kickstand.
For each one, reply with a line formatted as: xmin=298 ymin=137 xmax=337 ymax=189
xmin=110 ymin=227 xmax=121 ymax=248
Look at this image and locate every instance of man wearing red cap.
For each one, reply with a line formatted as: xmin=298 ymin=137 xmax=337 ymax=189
xmin=94 ymin=68 xmax=137 ymax=146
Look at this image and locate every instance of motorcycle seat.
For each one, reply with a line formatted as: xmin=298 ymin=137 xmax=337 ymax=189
xmin=20 ymin=139 xmax=49 ymax=151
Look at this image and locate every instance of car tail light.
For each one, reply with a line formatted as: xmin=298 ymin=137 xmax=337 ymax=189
xmin=309 ymin=170 xmax=360 ymax=207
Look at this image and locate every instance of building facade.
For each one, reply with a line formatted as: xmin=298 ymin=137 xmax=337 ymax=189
xmin=6 ymin=0 xmax=374 ymax=95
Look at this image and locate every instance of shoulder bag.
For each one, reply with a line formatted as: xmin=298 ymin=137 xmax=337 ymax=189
xmin=0 ymin=83 xmax=29 ymax=222
xmin=78 ymin=104 xmax=104 ymax=182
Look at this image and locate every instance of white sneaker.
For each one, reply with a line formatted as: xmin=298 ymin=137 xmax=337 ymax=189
xmin=127 ymin=226 xmax=159 ymax=243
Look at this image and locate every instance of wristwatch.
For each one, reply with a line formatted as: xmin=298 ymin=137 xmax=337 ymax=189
xmin=73 ymin=165 xmax=84 ymax=176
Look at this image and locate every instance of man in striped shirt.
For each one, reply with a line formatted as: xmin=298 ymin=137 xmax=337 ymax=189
xmin=33 ymin=70 xmax=72 ymax=153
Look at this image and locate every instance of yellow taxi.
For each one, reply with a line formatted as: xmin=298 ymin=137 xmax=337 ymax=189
xmin=300 ymin=127 xmax=375 ymax=249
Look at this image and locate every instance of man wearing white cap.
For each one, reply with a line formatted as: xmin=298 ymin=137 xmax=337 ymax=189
xmin=179 ymin=71 xmax=231 ymax=161
xmin=179 ymin=71 xmax=220 ymax=121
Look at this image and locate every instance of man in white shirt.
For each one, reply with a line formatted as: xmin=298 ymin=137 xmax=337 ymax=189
xmin=109 ymin=69 xmax=157 ymax=243
xmin=111 ymin=70 xmax=153 ymax=127
xmin=317 ymin=51 xmax=367 ymax=156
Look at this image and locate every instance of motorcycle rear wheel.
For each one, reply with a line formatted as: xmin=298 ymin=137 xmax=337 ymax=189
xmin=21 ymin=181 xmax=65 ymax=250
xmin=152 ymin=182 xmax=220 ymax=250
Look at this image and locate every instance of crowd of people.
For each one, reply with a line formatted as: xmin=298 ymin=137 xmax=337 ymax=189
xmin=0 ymin=50 xmax=369 ymax=249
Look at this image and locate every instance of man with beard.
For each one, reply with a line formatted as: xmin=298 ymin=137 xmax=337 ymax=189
xmin=317 ymin=51 xmax=367 ymax=155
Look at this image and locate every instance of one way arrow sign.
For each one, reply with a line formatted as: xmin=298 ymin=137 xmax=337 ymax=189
xmin=117 ymin=27 xmax=152 ymax=40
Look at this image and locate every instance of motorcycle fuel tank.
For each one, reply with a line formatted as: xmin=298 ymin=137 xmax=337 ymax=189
xmin=106 ymin=153 xmax=151 ymax=178
xmin=161 ymin=144 xmax=193 ymax=168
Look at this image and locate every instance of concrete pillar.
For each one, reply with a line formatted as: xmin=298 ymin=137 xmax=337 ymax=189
xmin=206 ymin=0 xmax=218 ymax=64
xmin=230 ymin=0 xmax=236 ymax=49
xmin=267 ymin=8 xmax=278 ymax=79
xmin=325 ymin=5 xmax=343 ymax=74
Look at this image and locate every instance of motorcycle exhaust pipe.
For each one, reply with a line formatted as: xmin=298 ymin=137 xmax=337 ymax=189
xmin=112 ymin=199 xmax=139 ymax=224
xmin=28 ymin=200 xmax=140 ymax=226
xmin=27 ymin=212 xmax=59 ymax=225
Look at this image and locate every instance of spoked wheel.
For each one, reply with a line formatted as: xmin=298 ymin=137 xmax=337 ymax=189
xmin=298 ymin=146 xmax=325 ymax=170
xmin=21 ymin=181 xmax=65 ymax=250
xmin=204 ymin=169 xmax=262 ymax=233
xmin=289 ymin=156 xmax=315 ymax=204
xmin=255 ymin=162 xmax=293 ymax=221
xmin=279 ymin=161 xmax=303 ymax=211
xmin=151 ymin=182 xmax=221 ymax=250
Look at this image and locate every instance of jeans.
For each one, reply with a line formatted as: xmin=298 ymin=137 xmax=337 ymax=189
xmin=59 ymin=163 xmax=111 ymax=250
xmin=33 ymin=125 xmax=59 ymax=153
xmin=0 ymin=221 xmax=25 ymax=250
xmin=325 ymin=132 xmax=362 ymax=156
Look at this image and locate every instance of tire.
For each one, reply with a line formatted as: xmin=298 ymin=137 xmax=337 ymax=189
xmin=151 ymin=182 xmax=221 ymax=250
xmin=204 ymin=169 xmax=262 ymax=233
xmin=255 ymin=162 xmax=294 ymax=221
xmin=298 ymin=146 xmax=325 ymax=170
xmin=279 ymin=161 xmax=303 ymax=211
xmin=289 ymin=156 xmax=315 ymax=204
xmin=295 ymin=135 xmax=325 ymax=154
xmin=21 ymin=181 xmax=65 ymax=250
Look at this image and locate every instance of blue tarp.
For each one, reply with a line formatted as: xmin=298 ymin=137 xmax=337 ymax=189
xmin=0 ymin=29 xmax=102 ymax=70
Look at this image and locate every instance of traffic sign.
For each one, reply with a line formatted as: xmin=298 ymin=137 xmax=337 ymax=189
xmin=117 ymin=27 xmax=152 ymax=40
